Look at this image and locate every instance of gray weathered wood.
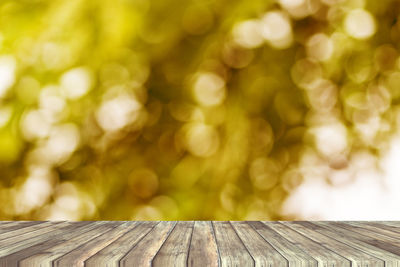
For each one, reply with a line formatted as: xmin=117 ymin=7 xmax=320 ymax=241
xmin=187 ymin=221 xmax=219 ymax=267
xmin=212 ymin=221 xmax=254 ymax=267
xmin=119 ymin=221 xmax=176 ymax=267
xmin=0 ymin=222 xmax=72 ymax=258
xmin=250 ymin=221 xmax=318 ymax=267
xmin=0 ymin=221 xmax=92 ymax=267
xmin=0 ymin=221 xmax=58 ymax=242
xmin=0 ymin=221 xmax=397 ymax=266
xmin=327 ymin=221 xmax=400 ymax=256
xmin=311 ymin=221 xmax=400 ymax=267
xmin=152 ymin=221 xmax=194 ymax=267
xmin=0 ymin=221 xmax=42 ymax=233
xmin=85 ymin=221 xmax=157 ymax=267
xmin=18 ymin=221 xmax=110 ymax=267
xmin=231 ymin=221 xmax=287 ymax=267
xmin=54 ymin=221 xmax=136 ymax=267
xmin=344 ymin=221 xmax=400 ymax=239
xmin=261 ymin=221 xmax=344 ymax=267
xmin=355 ymin=221 xmax=400 ymax=235
xmin=284 ymin=222 xmax=385 ymax=266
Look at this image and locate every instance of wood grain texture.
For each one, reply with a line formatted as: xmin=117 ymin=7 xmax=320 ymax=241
xmin=0 ymin=221 xmax=399 ymax=266
xmin=152 ymin=221 xmax=194 ymax=267
xmin=212 ymin=221 xmax=254 ymax=267
xmin=328 ymin=221 xmax=400 ymax=256
xmin=18 ymin=221 xmax=109 ymax=267
xmin=310 ymin=221 xmax=400 ymax=267
xmin=119 ymin=221 xmax=176 ymax=267
xmin=0 ymin=221 xmax=43 ymax=233
xmin=284 ymin=222 xmax=385 ymax=266
xmin=54 ymin=222 xmax=136 ymax=267
xmin=0 ymin=222 xmax=92 ymax=267
xmin=85 ymin=221 xmax=157 ymax=267
xmin=187 ymin=221 xmax=219 ymax=267
xmin=355 ymin=221 xmax=400 ymax=235
xmin=0 ymin=221 xmax=72 ymax=258
xmin=261 ymin=221 xmax=344 ymax=266
xmin=249 ymin=221 xmax=318 ymax=266
xmin=231 ymin=221 xmax=287 ymax=267
xmin=343 ymin=221 xmax=400 ymax=239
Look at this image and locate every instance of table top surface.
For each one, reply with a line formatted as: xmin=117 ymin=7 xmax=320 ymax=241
xmin=0 ymin=221 xmax=399 ymax=266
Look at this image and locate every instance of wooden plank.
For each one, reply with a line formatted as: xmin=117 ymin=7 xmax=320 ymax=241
xmin=262 ymin=221 xmax=346 ymax=267
xmin=334 ymin=221 xmax=400 ymax=244
xmin=212 ymin=221 xmax=254 ymax=267
xmin=152 ymin=221 xmax=194 ymax=267
xmin=343 ymin=221 xmax=400 ymax=238
xmin=0 ymin=222 xmax=73 ymax=257
xmin=120 ymin=221 xmax=176 ymax=267
xmin=325 ymin=221 xmax=400 ymax=256
xmin=187 ymin=221 xmax=219 ymax=267
xmin=283 ymin=222 xmax=385 ymax=266
xmin=352 ymin=221 xmax=400 ymax=235
xmin=85 ymin=221 xmax=158 ymax=267
xmin=310 ymin=222 xmax=400 ymax=267
xmin=0 ymin=221 xmax=58 ymax=241
xmin=0 ymin=222 xmax=93 ymax=267
xmin=18 ymin=221 xmax=119 ymax=267
xmin=0 ymin=220 xmax=398 ymax=266
xmin=231 ymin=221 xmax=287 ymax=266
xmin=250 ymin=221 xmax=318 ymax=266
xmin=54 ymin=221 xmax=137 ymax=267
xmin=0 ymin=221 xmax=43 ymax=234
xmin=376 ymin=221 xmax=400 ymax=227
xmin=0 ymin=221 xmax=32 ymax=226
xmin=0 ymin=221 xmax=37 ymax=229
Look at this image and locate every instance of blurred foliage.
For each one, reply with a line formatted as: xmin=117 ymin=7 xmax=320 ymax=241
xmin=0 ymin=0 xmax=399 ymax=220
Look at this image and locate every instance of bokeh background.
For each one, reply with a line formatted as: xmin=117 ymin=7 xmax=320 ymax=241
xmin=1 ymin=0 xmax=400 ymax=220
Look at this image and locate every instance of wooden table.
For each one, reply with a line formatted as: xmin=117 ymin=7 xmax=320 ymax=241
xmin=0 ymin=221 xmax=398 ymax=266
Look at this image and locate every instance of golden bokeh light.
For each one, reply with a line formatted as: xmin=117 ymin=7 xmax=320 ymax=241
xmin=260 ymin=11 xmax=293 ymax=49
xmin=0 ymin=0 xmax=400 ymax=221
xmin=344 ymin=9 xmax=376 ymax=40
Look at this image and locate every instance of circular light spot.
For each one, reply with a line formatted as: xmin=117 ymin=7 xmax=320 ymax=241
xmin=60 ymin=67 xmax=93 ymax=99
xmin=39 ymin=85 xmax=66 ymax=121
xmin=232 ymin=19 xmax=264 ymax=49
xmin=222 ymin=42 xmax=254 ymax=68
xmin=306 ymin=33 xmax=334 ymax=61
xmin=184 ymin=123 xmax=219 ymax=157
xmin=344 ymin=9 xmax=376 ymax=40
xmin=21 ymin=110 xmax=52 ymax=140
xmin=260 ymin=11 xmax=293 ymax=49
xmin=0 ymin=55 xmax=17 ymax=98
xmin=96 ymin=92 xmax=142 ymax=132
xmin=306 ymin=79 xmax=338 ymax=111
xmin=128 ymin=168 xmax=159 ymax=199
xmin=279 ymin=0 xmax=305 ymax=8
xmin=281 ymin=0 xmax=320 ymax=19
xmin=281 ymin=169 xmax=303 ymax=192
xmin=45 ymin=123 xmax=80 ymax=164
xmin=311 ymin=123 xmax=348 ymax=157
xmin=374 ymin=44 xmax=398 ymax=71
xmin=291 ymin=58 xmax=322 ymax=89
xmin=249 ymin=157 xmax=280 ymax=190
xmin=15 ymin=172 xmax=53 ymax=214
xmin=192 ymin=72 xmax=226 ymax=107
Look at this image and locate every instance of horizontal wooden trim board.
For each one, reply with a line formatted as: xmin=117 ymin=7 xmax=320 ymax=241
xmin=0 ymin=221 xmax=398 ymax=266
